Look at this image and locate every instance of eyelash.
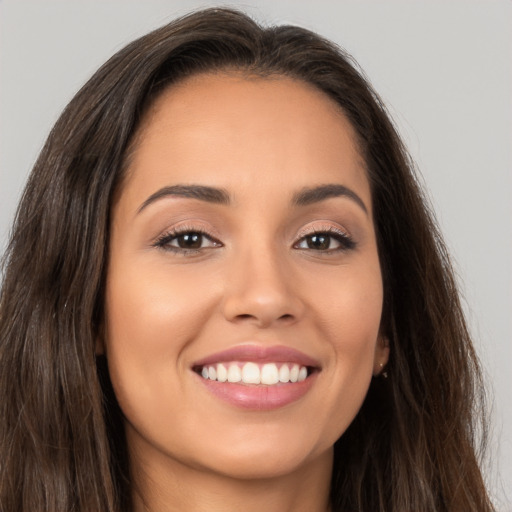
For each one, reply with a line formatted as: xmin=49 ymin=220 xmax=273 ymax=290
xmin=153 ymin=226 xmax=221 ymax=255
xmin=153 ymin=225 xmax=356 ymax=255
xmin=294 ymin=225 xmax=356 ymax=253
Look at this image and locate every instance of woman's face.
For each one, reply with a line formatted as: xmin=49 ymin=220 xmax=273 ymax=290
xmin=104 ymin=73 xmax=388 ymax=480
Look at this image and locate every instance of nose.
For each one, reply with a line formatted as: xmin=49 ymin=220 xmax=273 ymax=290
xmin=221 ymin=245 xmax=305 ymax=328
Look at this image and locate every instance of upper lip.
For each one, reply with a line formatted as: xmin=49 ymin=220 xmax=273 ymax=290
xmin=192 ymin=344 xmax=321 ymax=369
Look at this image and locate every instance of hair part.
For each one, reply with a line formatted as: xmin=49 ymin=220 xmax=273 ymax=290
xmin=0 ymin=7 xmax=493 ymax=511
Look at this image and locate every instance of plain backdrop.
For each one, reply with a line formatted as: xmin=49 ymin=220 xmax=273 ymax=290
xmin=1 ymin=0 xmax=511 ymax=508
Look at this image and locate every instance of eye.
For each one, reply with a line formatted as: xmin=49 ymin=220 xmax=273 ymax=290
xmin=153 ymin=229 xmax=222 ymax=253
xmin=294 ymin=228 xmax=355 ymax=252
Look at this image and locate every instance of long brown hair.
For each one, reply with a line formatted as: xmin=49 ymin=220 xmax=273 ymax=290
xmin=0 ymin=8 xmax=493 ymax=511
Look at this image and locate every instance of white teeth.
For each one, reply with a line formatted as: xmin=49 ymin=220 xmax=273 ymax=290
xmin=216 ymin=363 xmax=227 ymax=382
xmin=242 ymin=362 xmax=260 ymax=384
xmin=279 ymin=364 xmax=290 ymax=383
xmin=200 ymin=362 xmax=310 ymax=385
xmin=227 ymin=364 xmax=242 ymax=383
xmin=289 ymin=364 xmax=300 ymax=383
xmin=261 ymin=363 xmax=279 ymax=385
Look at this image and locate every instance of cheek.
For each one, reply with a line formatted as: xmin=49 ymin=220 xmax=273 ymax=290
xmin=103 ymin=258 xmax=219 ymax=414
xmin=309 ymin=263 xmax=383 ymax=436
xmin=313 ymin=258 xmax=383 ymax=350
xmin=106 ymin=256 xmax=218 ymax=349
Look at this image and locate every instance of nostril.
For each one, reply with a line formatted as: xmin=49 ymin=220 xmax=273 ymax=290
xmin=236 ymin=314 xmax=254 ymax=320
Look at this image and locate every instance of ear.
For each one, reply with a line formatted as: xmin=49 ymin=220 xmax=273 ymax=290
xmin=372 ymin=335 xmax=390 ymax=377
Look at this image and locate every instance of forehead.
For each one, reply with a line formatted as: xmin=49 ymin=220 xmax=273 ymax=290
xmin=136 ymin=72 xmax=360 ymax=153
xmin=120 ymin=72 xmax=370 ymax=212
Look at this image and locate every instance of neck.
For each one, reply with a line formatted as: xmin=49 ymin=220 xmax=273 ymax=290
xmin=131 ymin=447 xmax=333 ymax=512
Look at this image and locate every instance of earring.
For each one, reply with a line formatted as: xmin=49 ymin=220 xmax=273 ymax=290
xmin=379 ymin=362 xmax=388 ymax=379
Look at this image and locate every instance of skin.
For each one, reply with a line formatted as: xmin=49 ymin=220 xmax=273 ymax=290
xmin=103 ymin=73 xmax=389 ymax=512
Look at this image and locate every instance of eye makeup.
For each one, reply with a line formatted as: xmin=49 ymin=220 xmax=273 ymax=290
xmin=152 ymin=224 xmax=222 ymax=255
xmin=293 ymin=224 xmax=356 ymax=253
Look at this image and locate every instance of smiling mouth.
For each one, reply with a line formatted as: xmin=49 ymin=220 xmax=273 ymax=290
xmin=191 ymin=345 xmax=320 ymax=409
xmin=193 ymin=362 xmax=316 ymax=385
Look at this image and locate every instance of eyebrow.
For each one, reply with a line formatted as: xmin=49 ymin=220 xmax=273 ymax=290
xmin=137 ymin=182 xmax=368 ymax=215
xmin=292 ymin=184 xmax=368 ymax=214
xmin=137 ymin=184 xmax=230 ymax=213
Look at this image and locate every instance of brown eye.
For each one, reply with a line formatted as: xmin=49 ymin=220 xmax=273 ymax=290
xmin=175 ymin=233 xmax=203 ymax=249
xmin=154 ymin=229 xmax=222 ymax=253
xmin=295 ymin=229 xmax=356 ymax=252
xmin=306 ymin=234 xmax=331 ymax=250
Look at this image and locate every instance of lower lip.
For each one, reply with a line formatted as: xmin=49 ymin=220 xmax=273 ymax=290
xmin=196 ymin=373 xmax=318 ymax=410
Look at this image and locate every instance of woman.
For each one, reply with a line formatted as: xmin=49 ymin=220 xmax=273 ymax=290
xmin=0 ymin=7 xmax=494 ymax=512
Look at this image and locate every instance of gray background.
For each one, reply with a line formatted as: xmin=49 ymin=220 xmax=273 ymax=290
xmin=1 ymin=1 xmax=510 ymax=508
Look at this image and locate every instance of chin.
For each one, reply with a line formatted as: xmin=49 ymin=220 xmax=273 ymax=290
xmin=198 ymin=450 xmax=322 ymax=481
xmin=187 ymin=432 xmax=332 ymax=481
